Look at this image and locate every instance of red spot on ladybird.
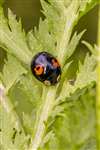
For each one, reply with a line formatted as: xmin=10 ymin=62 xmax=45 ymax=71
xmin=52 ymin=59 xmax=60 ymax=68
xmin=34 ymin=65 xmax=44 ymax=75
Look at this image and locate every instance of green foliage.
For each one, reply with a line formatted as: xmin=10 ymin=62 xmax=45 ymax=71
xmin=0 ymin=83 xmax=29 ymax=150
xmin=0 ymin=54 xmax=27 ymax=92
xmin=41 ymin=87 xmax=96 ymax=150
xmin=0 ymin=105 xmax=29 ymax=150
xmin=0 ymin=0 xmax=99 ymax=150
xmin=0 ymin=8 xmax=32 ymax=66
xmin=0 ymin=0 xmax=5 ymax=6
xmin=57 ymin=54 xmax=96 ymax=103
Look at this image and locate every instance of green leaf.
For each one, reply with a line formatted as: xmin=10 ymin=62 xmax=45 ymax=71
xmin=79 ymin=0 xmax=100 ymax=19
xmin=64 ymin=30 xmax=86 ymax=61
xmin=82 ymin=40 xmax=97 ymax=56
xmin=40 ymin=87 xmax=96 ymax=150
xmin=0 ymin=83 xmax=29 ymax=150
xmin=0 ymin=8 xmax=32 ymax=66
xmin=57 ymin=54 xmax=96 ymax=102
xmin=0 ymin=105 xmax=29 ymax=150
xmin=0 ymin=0 xmax=98 ymax=150
xmin=0 ymin=54 xmax=27 ymax=92
xmin=75 ymin=54 xmax=96 ymax=88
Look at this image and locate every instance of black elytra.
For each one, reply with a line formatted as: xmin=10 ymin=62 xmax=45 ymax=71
xmin=31 ymin=51 xmax=61 ymax=85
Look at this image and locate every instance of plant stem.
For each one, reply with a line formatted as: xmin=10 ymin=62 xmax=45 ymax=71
xmin=57 ymin=1 xmax=79 ymax=66
xmin=96 ymin=4 xmax=100 ymax=150
xmin=29 ymin=3 xmax=79 ymax=150
xmin=30 ymin=87 xmax=56 ymax=150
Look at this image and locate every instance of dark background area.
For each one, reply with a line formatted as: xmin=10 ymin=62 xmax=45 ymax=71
xmin=4 ymin=0 xmax=42 ymax=31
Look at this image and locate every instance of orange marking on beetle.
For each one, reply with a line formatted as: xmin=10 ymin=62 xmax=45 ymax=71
xmin=34 ymin=65 xmax=44 ymax=75
xmin=52 ymin=59 xmax=60 ymax=68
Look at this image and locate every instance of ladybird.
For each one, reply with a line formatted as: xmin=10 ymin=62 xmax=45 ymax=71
xmin=31 ymin=52 xmax=61 ymax=85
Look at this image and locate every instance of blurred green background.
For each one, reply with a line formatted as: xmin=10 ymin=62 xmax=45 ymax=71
xmin=0 ymin=0 xmax=99 ymax=71
xmin=3 ymin=0 xmax=98 ymax=42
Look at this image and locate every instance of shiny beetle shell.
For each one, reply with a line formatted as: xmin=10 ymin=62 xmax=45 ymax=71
xmin=31 ymin=51 xmax=61 ymax=85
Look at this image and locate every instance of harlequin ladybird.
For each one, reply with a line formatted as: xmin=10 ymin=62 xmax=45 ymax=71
xmin=31 ymin=52 xmax=61 ymax=85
